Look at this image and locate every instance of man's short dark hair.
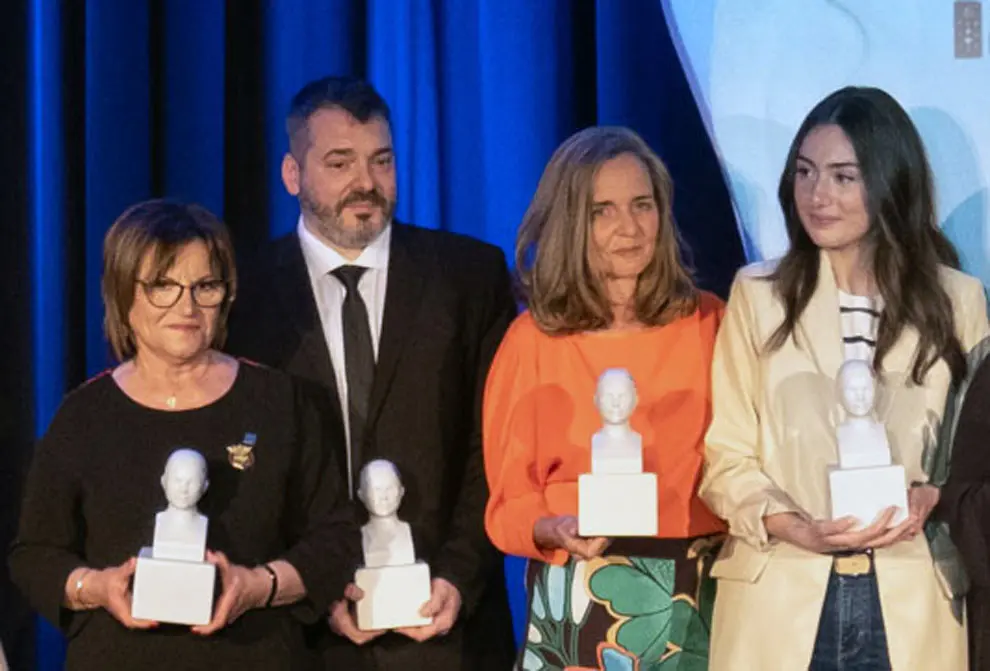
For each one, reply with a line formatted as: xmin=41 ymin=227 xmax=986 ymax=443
xmin=286 ymin=76 xmax=392 ymax=156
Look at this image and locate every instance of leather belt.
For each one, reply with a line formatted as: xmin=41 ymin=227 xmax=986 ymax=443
xmin=832 ymin=550 xmax=873 ymax=576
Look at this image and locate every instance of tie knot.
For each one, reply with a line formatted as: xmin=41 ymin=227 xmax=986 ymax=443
xmin=331 ymin=265 xmax=368 ymax=291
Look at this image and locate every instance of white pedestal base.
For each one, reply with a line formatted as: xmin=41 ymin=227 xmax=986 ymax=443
xmin=829 ymin=465 xmax=908 ymax=529
xmin=578 ymin=473 xmax=658 ymax=537
xmin=131 ymin=547 xmax=216 ymax=626
xmin=354 ymin=562 xmax=433 ymax=631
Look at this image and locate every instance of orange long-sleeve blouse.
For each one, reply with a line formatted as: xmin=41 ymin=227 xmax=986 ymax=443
xmin=483 ymin=291 xmax=727 ymax=565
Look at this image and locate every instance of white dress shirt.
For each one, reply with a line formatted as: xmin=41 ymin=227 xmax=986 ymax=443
xmin=297 ymin=216 xmax=391 ymax=492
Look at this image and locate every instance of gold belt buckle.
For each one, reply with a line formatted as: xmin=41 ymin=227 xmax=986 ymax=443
xmin=833 ymin=553 xmax=871 ymax=576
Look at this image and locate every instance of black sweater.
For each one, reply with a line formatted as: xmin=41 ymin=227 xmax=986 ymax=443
xmin=9 ymin=361 xmax=360 ymax=670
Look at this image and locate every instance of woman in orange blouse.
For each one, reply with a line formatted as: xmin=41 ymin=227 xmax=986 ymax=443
xmin=483 ymin=126 xmax=726 ymax=670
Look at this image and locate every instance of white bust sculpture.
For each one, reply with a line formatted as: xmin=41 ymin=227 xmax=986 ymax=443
xmin=836 ymin=359 xmax=892 ymax=469
xmin=358 ymin=460 xmax=416 ymax=568
xmin=152 ymin=448 xmax=210 ymax=562
xmin=579 ymin=368 xmax=658 ymax=537
xmin=591 ymin=368 xmax=643 ymax=474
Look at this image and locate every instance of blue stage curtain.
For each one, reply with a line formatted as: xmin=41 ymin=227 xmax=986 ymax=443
xmin=28 ymin=1 xmax=71 ymax=666
xmin=84 ymin=0 xmax=152 ymax=375
xmin=13 ymin=2 xmax=745 ymax=667
xmin=596 ymin=0 xmax=743 ymax=291
xmin=263 ymin=0 xmax=363 ymax=238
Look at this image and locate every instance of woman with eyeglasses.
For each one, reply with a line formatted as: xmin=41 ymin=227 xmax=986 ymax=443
xmin=9 ymin=199 xmax=360 ymax=670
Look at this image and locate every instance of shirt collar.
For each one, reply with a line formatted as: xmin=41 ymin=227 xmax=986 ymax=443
xmin=297 ymin=215 xmax=392 ymax=278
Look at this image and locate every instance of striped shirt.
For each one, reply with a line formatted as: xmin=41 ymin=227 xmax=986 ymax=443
xmin=839 ymin=290 xmax=881 ymax=362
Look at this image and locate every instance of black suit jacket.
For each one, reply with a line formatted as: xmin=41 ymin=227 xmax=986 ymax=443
xmin=226 ymin=222 xmax=517 ymax=671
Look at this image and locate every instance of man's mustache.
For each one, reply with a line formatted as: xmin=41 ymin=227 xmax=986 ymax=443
xmin=336 ymin=190 xmax=389 ymax=215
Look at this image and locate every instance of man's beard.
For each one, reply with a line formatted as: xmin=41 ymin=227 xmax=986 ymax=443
xmin=299 ymin=185 xmax=395 ymax=250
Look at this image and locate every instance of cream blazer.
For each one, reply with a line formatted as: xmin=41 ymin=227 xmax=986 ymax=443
xmin=700 ymin=253 xmax=988 ymax=671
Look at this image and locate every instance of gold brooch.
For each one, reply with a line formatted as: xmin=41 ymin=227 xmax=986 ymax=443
xmin=226 ymin=432 xmax=257 ymax=470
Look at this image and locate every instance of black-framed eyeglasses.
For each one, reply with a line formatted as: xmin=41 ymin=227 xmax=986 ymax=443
xmin=137 ymin=278 xmax=228 ymax=308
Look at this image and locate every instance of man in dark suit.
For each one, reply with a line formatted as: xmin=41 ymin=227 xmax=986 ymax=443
xmin=226 ymin=76 xmax=517 ymax=670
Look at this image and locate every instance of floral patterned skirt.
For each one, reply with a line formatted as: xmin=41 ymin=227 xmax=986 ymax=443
xmin=518 ymin=535 xmax=723 ymax=671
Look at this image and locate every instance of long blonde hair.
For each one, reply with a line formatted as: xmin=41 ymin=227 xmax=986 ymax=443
xmin=515 ymin=126 xmax=697 ymax=335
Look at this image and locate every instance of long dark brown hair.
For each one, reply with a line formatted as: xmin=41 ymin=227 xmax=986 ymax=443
xmin=768 ymin=86 xmax=964 ymax=385
xmin=515 ymin=126 xmax=697 ymax=335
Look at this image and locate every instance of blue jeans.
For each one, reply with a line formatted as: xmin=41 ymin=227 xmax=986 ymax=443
xmin=809 ymin=568 xmax=892 ymax=670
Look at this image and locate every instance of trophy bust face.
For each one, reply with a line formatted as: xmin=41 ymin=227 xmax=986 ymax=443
xmin=161 ymin=448 xmax=209 ymax=513
xmin=359 ymin=460 xmax=405 ymax=519
xmin=835 ymin=360 xmax=891 ymax=469
xmin=838 ymin=359 xmax=876 ymax=419
xmin=595 ymin=368 xmax=638 ymax=428
xmin=358 ymin=460 xmax=416 ymax=567
xmin=591 ymin=369 xmax=643 ymax=474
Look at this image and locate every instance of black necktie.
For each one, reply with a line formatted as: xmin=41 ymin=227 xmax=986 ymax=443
xmin=331 ymin=265 xmax=375 ymax=476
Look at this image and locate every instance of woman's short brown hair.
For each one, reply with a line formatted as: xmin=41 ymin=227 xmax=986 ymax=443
xmin=102 ymin=199 xmax=237 ymax=361
xmin=515 ymin=126 xmax=697 ymax=335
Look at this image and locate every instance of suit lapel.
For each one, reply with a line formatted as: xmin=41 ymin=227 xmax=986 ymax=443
xmin=273 ymin=235 xmax=341 ymax=402
xmin=368 ymin=223 xmax=428 ymax=429
xmin=878 ymin=319 xmax=921 ymax=381
xmin=796 ymin=251 xmax=844 ymax=380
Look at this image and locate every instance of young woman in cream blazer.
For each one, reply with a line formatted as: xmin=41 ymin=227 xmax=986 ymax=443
xmin=701 ymin=87 xmax=988 ymax=670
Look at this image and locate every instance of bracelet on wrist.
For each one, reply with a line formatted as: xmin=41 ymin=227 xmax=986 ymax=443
xmin=260 ymin=563 xmax=278 ymax=608
xmin=74 ymin=568 xmax=93 ymax=608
